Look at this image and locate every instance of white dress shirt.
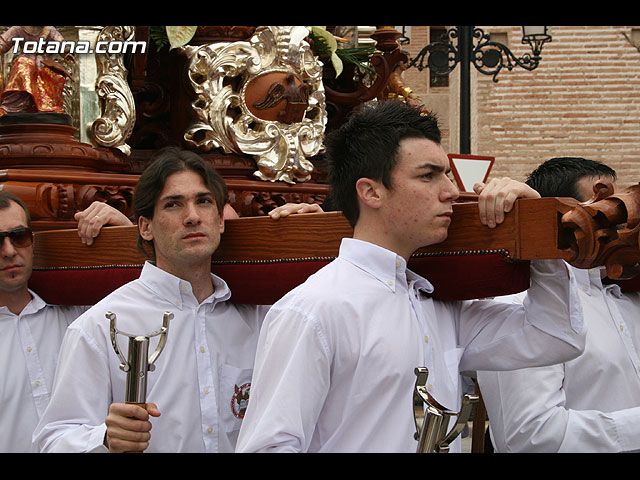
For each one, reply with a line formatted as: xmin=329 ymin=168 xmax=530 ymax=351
xmin=236 ymin=238 xmax=585 ymax=453
xmin=478 ymin=265 xmax=640 ymax=453
xmin=0 ymin=291 xmax=86 ymax=452
xmin=33 ymin=262 xmax=269 ymax=453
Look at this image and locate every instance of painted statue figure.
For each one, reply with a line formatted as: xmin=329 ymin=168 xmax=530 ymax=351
xmin=0 ymin=26 xmax=74 ymax=116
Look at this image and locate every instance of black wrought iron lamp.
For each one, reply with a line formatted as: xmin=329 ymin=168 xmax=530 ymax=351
xmin=403 ymin=26 xmax=552 ymax=82
xmin=401 ymin=26 xmax=552 ymax=154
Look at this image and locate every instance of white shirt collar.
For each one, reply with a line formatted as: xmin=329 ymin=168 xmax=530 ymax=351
xmin=138 ymin=261 xmax=231 ymax=310
xmin=0 ymin=288 xmax=47 ymax=317
xmin=571 ymin=264 xmax=623 ymax=298
xmin=338 ymin=238 xmax=434 ymax=295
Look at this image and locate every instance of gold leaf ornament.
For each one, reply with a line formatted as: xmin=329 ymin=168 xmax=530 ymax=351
xmin=166 ymin=26 xmax=198 ymax=50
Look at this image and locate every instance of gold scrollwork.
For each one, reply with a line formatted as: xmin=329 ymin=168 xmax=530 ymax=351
xmin=90 ymin=26 xmax=136 ymax=156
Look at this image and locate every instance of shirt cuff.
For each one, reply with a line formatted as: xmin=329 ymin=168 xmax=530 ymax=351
xmin=528 ymin=259 xmax=586 ymax=343
xmin=87 ymin=424 xmax=109 ymax=453
xmin=612 ymin=407 xmax=640 ymax=452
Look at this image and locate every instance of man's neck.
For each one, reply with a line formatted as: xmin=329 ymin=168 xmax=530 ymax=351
xmin=352 ymin=223 xmax=414 ymax=263
xmin=189 ymin=272 xmax=215 ymax=304
xmin=0 ymin=287 xmax=33 ymax=315
xmin=157 ymin=261 xmax=215 ymax=304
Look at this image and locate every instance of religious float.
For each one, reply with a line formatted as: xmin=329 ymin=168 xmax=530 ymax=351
xmin=1 ymin=25 xmax=639 ymax=453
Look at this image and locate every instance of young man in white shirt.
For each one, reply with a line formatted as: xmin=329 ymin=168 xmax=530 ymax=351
xmin=33 ymin=147 xmax=298 ymax=453
xmin=477 ymin=157 xmax=640 ymax=453
xmin=236 ymin=100 xmax=587 ymax=453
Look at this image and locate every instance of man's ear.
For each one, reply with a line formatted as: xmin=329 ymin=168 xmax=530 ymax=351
xmin=138 ymin=216 xmax=154 ymax=242
xmin=355 ymin=177 xmax=384 ymax=210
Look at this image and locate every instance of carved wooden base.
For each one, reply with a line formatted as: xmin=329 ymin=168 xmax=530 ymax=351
xmin=0 ymin=113 xmax=130 ymax=172
xmin=0 ymin=114 xmax=135 ymax=230
xmin=226 ymin=179 xmax=329 ymax=217
xmin=0 ymin=116 xmax=329 ymax=229
xmin=0 ymin=166 xmax=330 ymax=231
xmin=0 ymin=168 xmax=137 ymax=230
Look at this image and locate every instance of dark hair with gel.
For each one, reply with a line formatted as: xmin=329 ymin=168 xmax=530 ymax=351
xmin=526 ymin=157 xmax=617 ymax=201
xmin=326 ymin=100 xmax=441 ymax=227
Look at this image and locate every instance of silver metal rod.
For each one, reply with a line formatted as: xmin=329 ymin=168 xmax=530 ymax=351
xmin=125 ymin=336 xmax=151 ymax=404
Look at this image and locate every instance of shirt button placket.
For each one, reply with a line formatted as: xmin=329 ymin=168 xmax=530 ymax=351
xmin=195 ymin=306 xmax=218 ymax=452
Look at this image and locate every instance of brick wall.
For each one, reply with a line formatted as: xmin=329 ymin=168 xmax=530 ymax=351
xmin=402 ymin=26 xmax=640 ymax=189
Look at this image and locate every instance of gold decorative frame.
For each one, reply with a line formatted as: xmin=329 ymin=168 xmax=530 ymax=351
xmin=181 ymin=26 xmax=327 ymax=184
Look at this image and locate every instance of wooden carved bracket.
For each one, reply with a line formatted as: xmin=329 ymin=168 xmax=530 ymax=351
xmin=558 ymin=182 xmax=640 ymax=280
xmin=419 ymin=183 xmax=640 ymax=281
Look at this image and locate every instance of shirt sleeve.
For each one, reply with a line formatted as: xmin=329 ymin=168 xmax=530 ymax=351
xmin=236 ymin=305 xmax=331 ymax=453
xmin=478 ymin=366 xmax=640 ymax=452
xmin=456 ymin=259 xmax=586 ymax=373
xmin=32 ymin=323 xmax=112 ymax=453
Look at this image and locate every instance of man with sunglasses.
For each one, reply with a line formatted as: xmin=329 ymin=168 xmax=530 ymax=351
xmin=0 ymin=190 xmax=164 ymax=452
xmin=0 ymin=191 xmax=90 ymax=452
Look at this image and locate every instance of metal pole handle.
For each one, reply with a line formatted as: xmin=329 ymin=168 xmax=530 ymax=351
xmin=108 ymin=311 xmax=172 ymax=403
xmin=413 ymin=367 xmax=479 ymax=453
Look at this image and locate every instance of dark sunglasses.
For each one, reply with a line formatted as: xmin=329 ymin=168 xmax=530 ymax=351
xmin=0 ymin=226 xmax=34 ymax=248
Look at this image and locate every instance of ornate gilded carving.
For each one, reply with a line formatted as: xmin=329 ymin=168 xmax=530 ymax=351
xmin=560 ymin=182 xmax=640 ymax=279
xmin=181 ymin=26 xmax=326 ymax=184
xmin=91 ymin=26 xmax=136 ymax=156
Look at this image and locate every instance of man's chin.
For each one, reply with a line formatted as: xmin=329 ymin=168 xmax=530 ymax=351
xmin=182 ymin=244 xmax=218 ymax=262
xmin=425 ymin=228 xmax=449 ymax=247
xmin=0 ymin=276 xmax=30 ymax=293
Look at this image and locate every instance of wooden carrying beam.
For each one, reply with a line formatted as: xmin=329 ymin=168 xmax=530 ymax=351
xmin=30 ymin=190 xmax=640 ymax=306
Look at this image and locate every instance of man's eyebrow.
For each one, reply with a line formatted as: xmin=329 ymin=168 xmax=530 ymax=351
xmin=160 ymin=191 xmax=214 ymax=201
xmin=417 ymin=163 xmax=451 ymax=174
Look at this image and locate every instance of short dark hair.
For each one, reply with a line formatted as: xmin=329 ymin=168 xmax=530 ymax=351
xmin=134 ymin=147 xmax=228 ymax=257
xmin=526 ymin=157 xmax=617 ymax=200
xmin=0 ymin=191 xmax=32 ymax=228
xmin=326 ymin=100 xmax=441 ymax=227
